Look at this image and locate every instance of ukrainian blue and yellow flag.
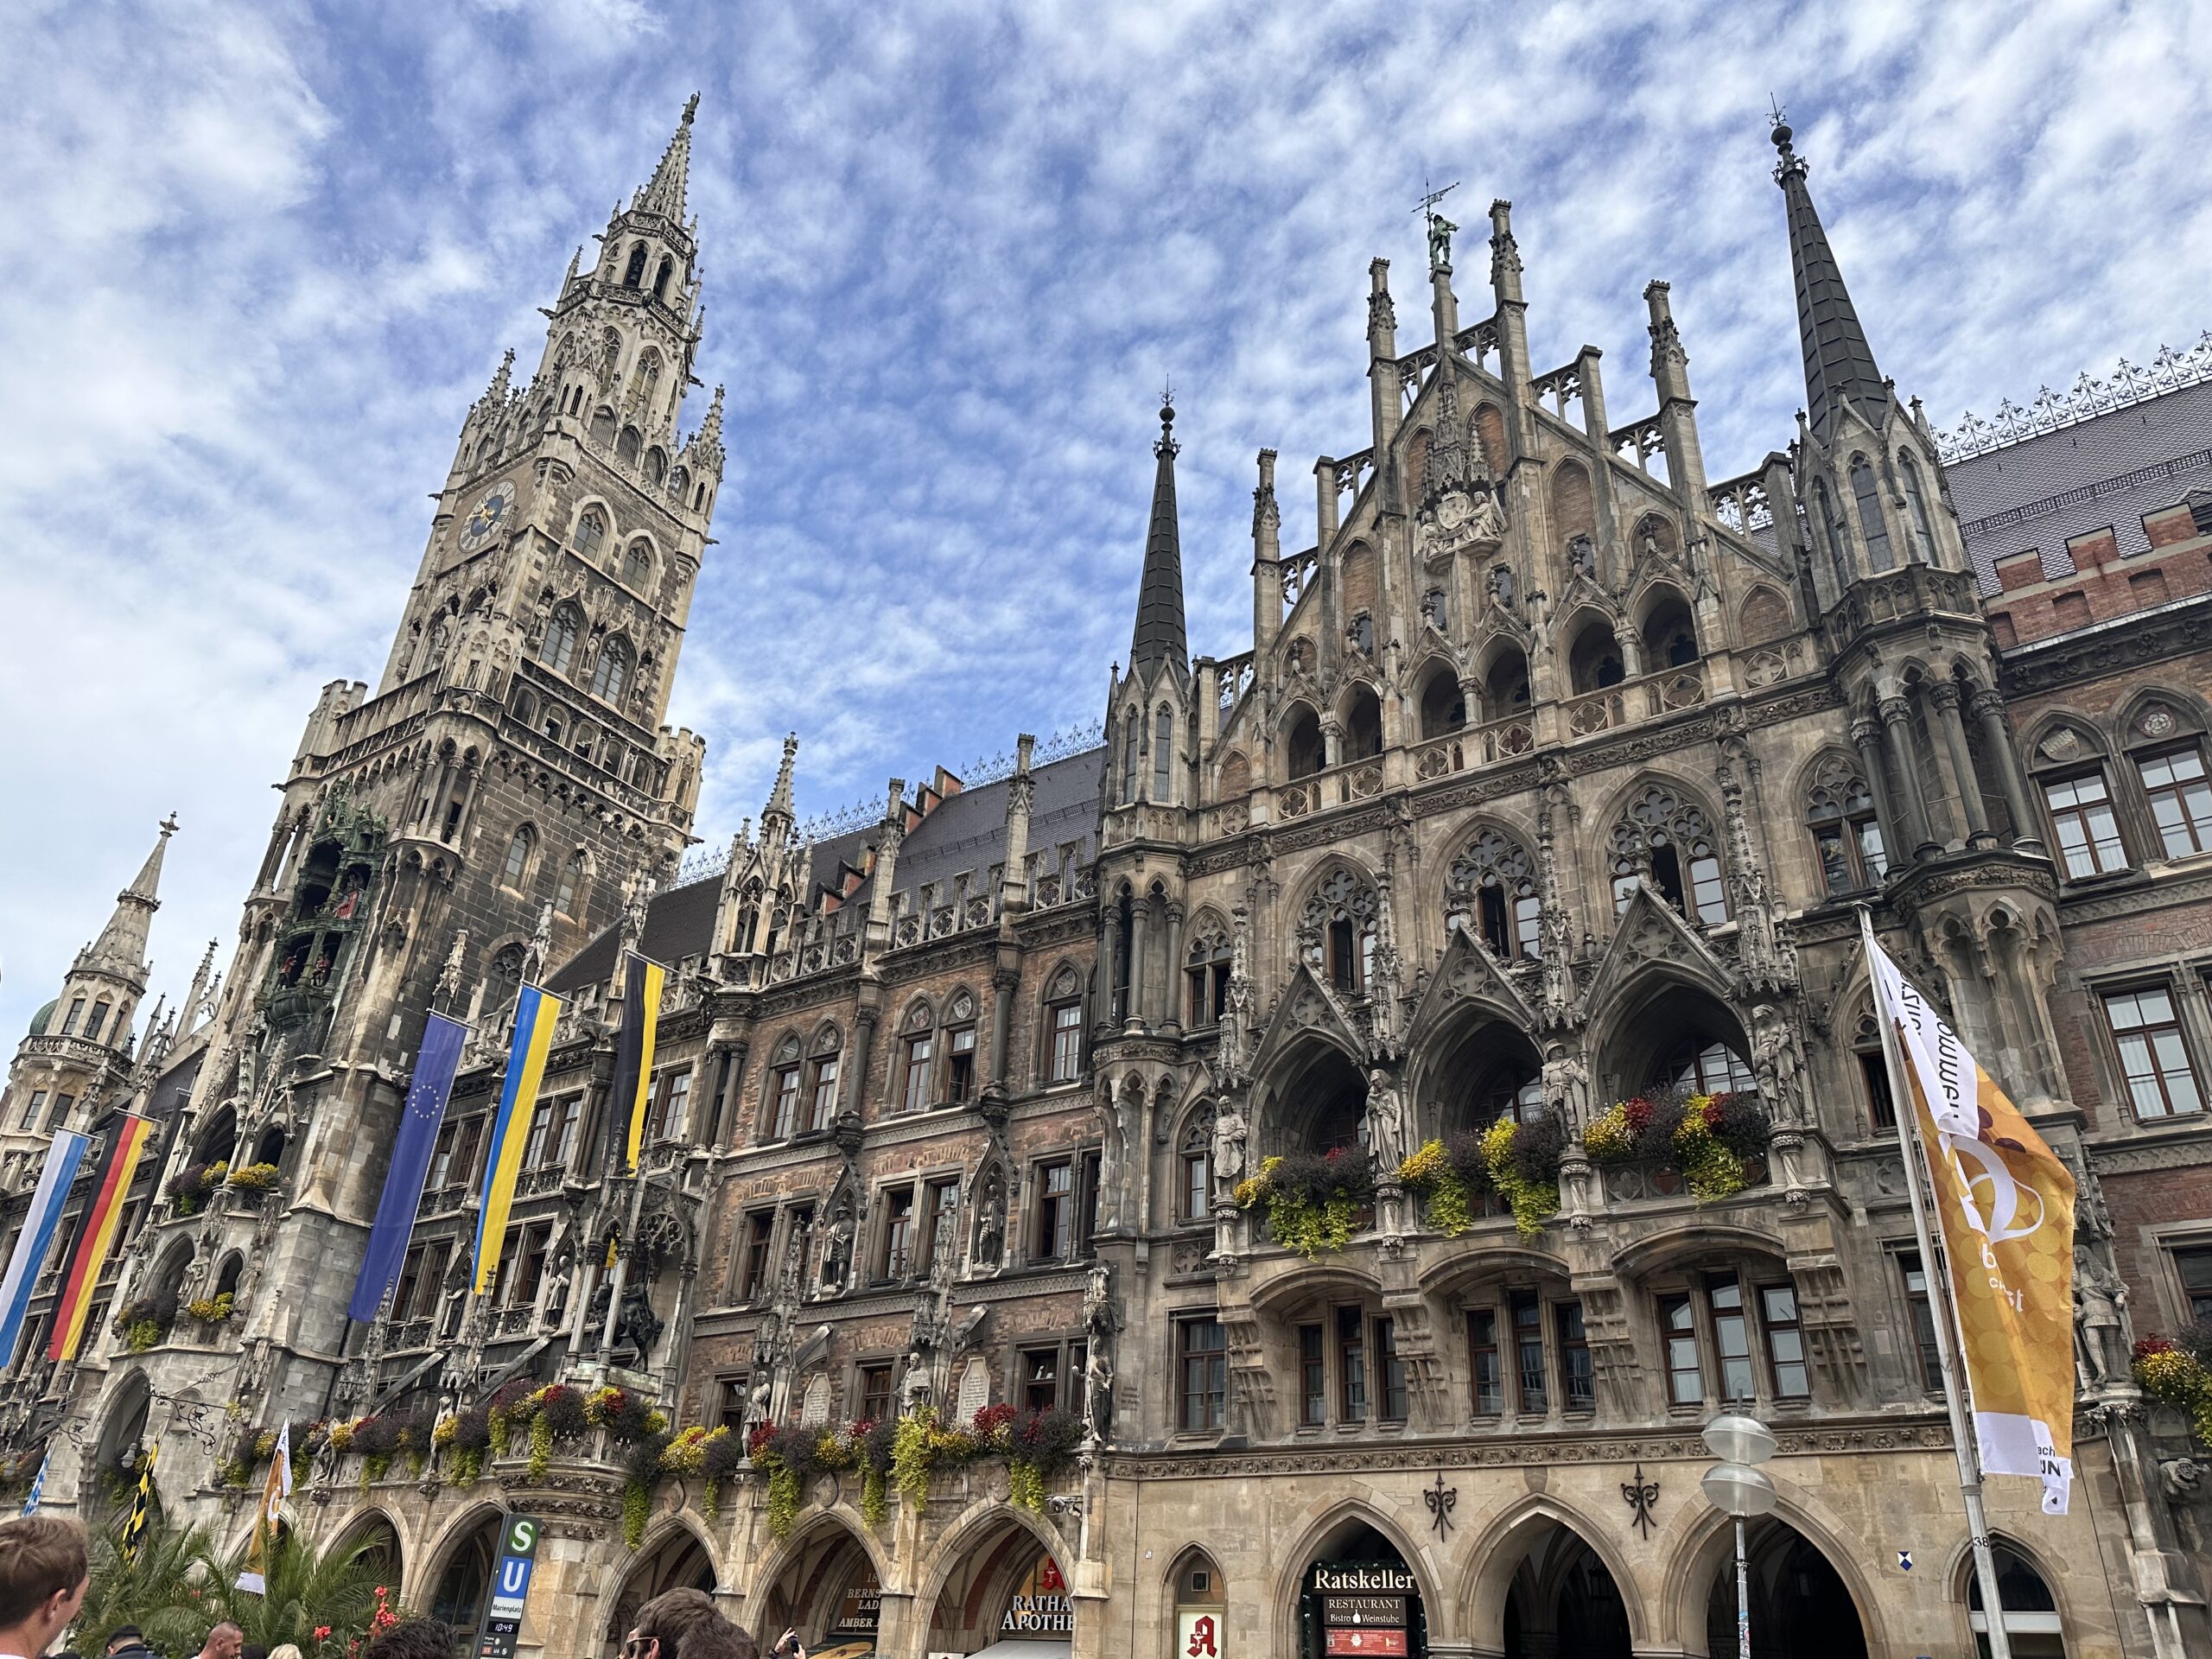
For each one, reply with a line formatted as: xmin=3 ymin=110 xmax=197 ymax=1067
xmin=606 ymin=951 xmax=666 ymax=1173
xmin=472 ymin=983 xmax=562 ymax=1294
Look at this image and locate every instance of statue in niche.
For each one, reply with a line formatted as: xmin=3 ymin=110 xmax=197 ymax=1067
xmin=1084 ymin=1344 xmax=1115 ymax=1442
xmin=820 ymin=1198 xmax=855 ymax=1290
xmin=1487 ymin=563 xmax=1516 ymax=609
xmin=615 ymin=1279 xmax=664 ymax=1359
xmin=973 ymin=1170 xmax=1006 ymax=1269
xmin=1362 ymin=1069 xmax=1408 ymax=1169
xmin=1751 ymin=1003 xmax=1808 ymax=1124
xmin=899 ymin=1348 xmax=933 ymax=1416
xmin=1567 ymin=535 xmax=1596 ymax=580
xmin=1541 ymin=1044 xmax=1589 ymax=1130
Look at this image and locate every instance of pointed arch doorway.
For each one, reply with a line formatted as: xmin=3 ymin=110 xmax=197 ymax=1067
xmin=1297 ymin=1521 xmax=1427 ymax=1658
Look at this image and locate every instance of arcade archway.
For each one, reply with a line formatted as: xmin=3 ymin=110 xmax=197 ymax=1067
xmin=606 ymin=1527 xmax=715 ymax=1656
xmin=1702 ymin=1519 xmax=1866 ymax=1658
xmin=1296 ymin=1520 xmax=1427 ymax=1659
xmin=756 ymin=1521 xmax=880 ymax=1658
xmin=427 ymin=1512 xmax=500 ymax=1633
xmin=925 ymin=1514 xmax=1071 ymax=1656
xmin=1503 ymin=1517 xmax=1630 ymax=1659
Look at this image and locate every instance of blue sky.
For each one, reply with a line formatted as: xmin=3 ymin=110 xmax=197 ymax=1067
xmin=3 ymin=0 xmax=2209 ymax=1041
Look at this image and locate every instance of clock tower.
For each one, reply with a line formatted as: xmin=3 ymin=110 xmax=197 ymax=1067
xmin=79 ymin=100 xmax=726 ymax=1442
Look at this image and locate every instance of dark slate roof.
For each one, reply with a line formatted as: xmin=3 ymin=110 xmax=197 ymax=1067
xmin=806 ymin=745 xmax=1104 ymax=915
xmin=147 ymin=1047 xmax=204 ymax=1120
xmin=546 ymin=871 xmax=724 ymax=993
xmin=542 ymin=746 xmax=1105 ymax=992
xmin=1776 ymin=133 xmax=1888 ymax=444
xmin=1949 ymin=378 xmax=2212 ymax=590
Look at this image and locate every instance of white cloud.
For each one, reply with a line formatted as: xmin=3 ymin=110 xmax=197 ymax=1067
xmin=3 ymin=0 xmax=2205 ymax=1039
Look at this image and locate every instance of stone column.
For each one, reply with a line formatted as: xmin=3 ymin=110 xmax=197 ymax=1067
xmin=1125 ymin=895 xmax=1150 ymax=1033
xmin=1929 ymin=681 xmax=1994 ymax=847
xmin=1322 ymin=717 xmax=1343 ymax=771
xmin=1161 ymin=903 xmax=1185 ymax=1033
xmin=988 ymin=958 xmax=1019 ymax=1088
xmin=1852 ymin=715 xmax=1907 ymax=874
xmin=1970 ymin=684 xmax=2044 ymax=854
xmin=1613 ymin=621 xmax=1643 ymax=681
xmin=1879 ymin=696 xmax=1942 ymax=859
xmin=1099 ymin=907 xmax=1123 ymax=1029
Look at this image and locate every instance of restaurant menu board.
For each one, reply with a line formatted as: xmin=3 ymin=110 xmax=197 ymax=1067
xmin=832 ymin=1580 xmax=880 ymax=1638
xmin=1311 ymin=1563 xmax=1416 ymax=1657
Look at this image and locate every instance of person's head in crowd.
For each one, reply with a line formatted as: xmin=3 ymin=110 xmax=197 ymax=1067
xmin=357 ymin=1620 xmax=458 ymax=1659
xmin=632 ymin=1589 xmax=758 ymax=1659
xmin=264 ymin=1643 xmax=302 ymax=1659
xmin=103 ymin=1630 xmax=145 ymax=1659
xmin=194 ymin=1624 xmax=242 ymax=1659
xmin=242 ymin=1643 xmax=269 ymax=1659
xmin=0 ymin=1516 xmax=90 ymax=1659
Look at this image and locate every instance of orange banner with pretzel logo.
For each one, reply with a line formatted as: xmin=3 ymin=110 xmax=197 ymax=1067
xmin=1872 ymin=940 xmax=2076 ymax=1513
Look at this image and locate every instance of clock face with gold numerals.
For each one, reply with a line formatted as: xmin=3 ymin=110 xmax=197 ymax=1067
xmin=457 ymin=481 xmax=516 ymax=553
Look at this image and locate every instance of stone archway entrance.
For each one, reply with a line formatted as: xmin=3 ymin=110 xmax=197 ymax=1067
xmin=1296 ymin=1522 xmax=1427 ymax=1658
xmin=1703 ymin=1519 xmax=1866 ymax=1658
xmin=926 ymin=1519 xmax=1071 ymax=1657
xmin=428 ymin=1514 xmax=500 ymax=1633
xmin=605 ymin=1529 xmax=715 ymax=1657
xmin=1502 ymin=1519 xmax=1629 ymax=1659
xmin=757 ymin=1524 xmax=880 ymax=1657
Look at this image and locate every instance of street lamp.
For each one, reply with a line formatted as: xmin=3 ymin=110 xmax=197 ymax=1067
xmin=1701 ymin=1413 xmax=1777 ymax=1659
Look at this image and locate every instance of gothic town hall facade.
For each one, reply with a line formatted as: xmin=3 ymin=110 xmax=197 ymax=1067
xmin=7 ymin=103 xmax=2212 ymax=1659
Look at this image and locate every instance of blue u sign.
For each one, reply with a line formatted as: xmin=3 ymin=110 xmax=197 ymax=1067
xmin=499 ymin=1558 xmax=533 ymax=1599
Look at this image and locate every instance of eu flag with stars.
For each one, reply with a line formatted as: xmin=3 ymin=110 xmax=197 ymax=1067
xmin=348 ymin=1011 xmax=469 ymax=1322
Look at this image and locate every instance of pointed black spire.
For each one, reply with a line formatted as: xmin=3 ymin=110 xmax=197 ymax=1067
xmin=1128 ymin=396 xmax=1187 ymax=681
xmin=1772 ymin=113 xmax=1889 ymax=442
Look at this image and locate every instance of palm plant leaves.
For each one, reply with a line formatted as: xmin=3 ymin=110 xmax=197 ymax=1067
xmin=73 ymin=1518 xmax=393 ymax=1658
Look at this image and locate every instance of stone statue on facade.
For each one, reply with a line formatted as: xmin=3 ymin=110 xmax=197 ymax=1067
xmin=2073 ymin=1245 xmax=2127 ymax=1387
xmin=899 ymin=1347 xmax=933 ymax=1415
xmin=1541 ymin=1043 xmax=1590 ymax=1130
xmin=1363 ymin=1069 xmax=1408 ymax=1169
xmin=973 ymin=1168 xmax=1006 ymax=1269
xmin=1211 ymin=1099 xmax=1248 ymax=1192
xmin=1751 ymin=1003 xmax=1808 ymax=1123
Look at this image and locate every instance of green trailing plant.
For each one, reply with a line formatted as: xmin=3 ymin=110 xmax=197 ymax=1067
xmin=1397 ymin=1133 xmax=1499 ymax=1236
xmin=1233 ymin=1147 xmax=1376 ymax=1258
xmin=1478 ymin=1116 xmax=1565 ymax=1237
xmin=2135 ymin=1325 xmax=2212 ymax=1446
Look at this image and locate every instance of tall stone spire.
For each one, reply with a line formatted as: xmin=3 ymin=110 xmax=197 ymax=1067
xmin=760 ymin=733 xmax=799 ymax=855
xmin=87 ymin=815 xmax=175 ymax=971
xmin=1127 ymin=397 xmax=1187 ymax=683
xmin=1771 ymin=113 xmax=1889 ymax=441
xmin=634 ymin=93 xmax=700 ymax=221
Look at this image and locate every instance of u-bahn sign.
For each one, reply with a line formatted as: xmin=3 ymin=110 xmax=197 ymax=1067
xmin=474 ymin=1514 xmax=543 ymax=1659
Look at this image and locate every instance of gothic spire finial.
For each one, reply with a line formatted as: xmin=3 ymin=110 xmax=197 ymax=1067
xmin=634 ymin=94 xmax=701 ymax=220
xmin=1770 ymin=108 xmax=1888 ymax=441
xmin=1128 ymin=397 xmax=1187 ymax=680
xmin=765 ymin=733 xmax=799 ymax=825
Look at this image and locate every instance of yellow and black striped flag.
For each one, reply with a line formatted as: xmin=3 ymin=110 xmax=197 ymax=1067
xmin=120 ymin=1441 xmax=157 ymax=1565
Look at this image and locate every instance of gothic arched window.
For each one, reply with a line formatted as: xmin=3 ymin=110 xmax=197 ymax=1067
xmin=487 ymin=943 xmax=526 ymax=1013
xmin=1185 ymin=927 xmax=1232 ymax=1026
xmin=543 ymin=607 xmax=582 ymax=678
xmin=1447 ymin=827 xmax=1541 ymax=958
xmin=1898 ymin=453 xmax=1936 ymax=563
xmin=502 ymin=825 xmax=536 ymax=888
xmin=1848 ymin=459 xmax=1893 ymax=571
xmin=61 ymin=996 xmax=85 ymax=1037
xmin=1299 ymin=868 xmax=1379 ymax=995
xmin=556 ymin=851 xmax=588 ymax=916
xmin=84 ymin=999 xmax=113 ymax=1045
xmin=652 ymin=257 xmax=674 ymax=300
xmin=1122 ymin=718 xmax=1139 ymax=804
xmin=1807 ymin=755 xmax=1886 ymax=893
xmin=623 ymin=539 xmax=652 ymax=588
xmin=1153 ymin=707 xmax=1173 ymax=798
xmin=622 ymin=243 xmax=648 ymax=287
xmin=1610 ymin=783 xmax=1728 ymax=925
xmin=591 ymin=638 xmax=633 ymax=705
xmin=575 ymin=509 xmax=606 ymax=560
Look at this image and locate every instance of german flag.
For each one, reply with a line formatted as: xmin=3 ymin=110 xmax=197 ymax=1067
xmin=48 ymin=1113 xmax=155 ymax=1362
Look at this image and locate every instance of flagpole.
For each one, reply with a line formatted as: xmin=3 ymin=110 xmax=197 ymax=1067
xmin=1859 ymin=906 xmax=2013 ymax=1659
